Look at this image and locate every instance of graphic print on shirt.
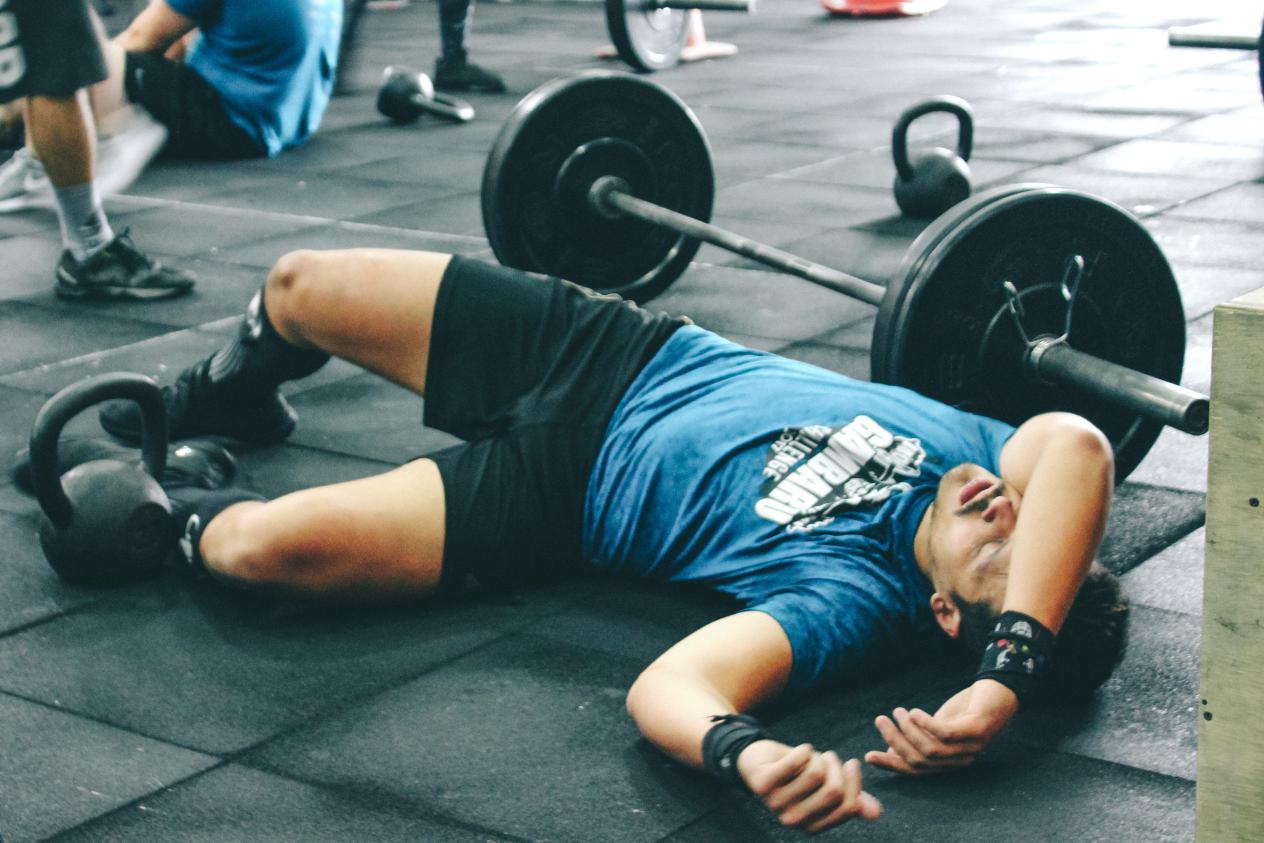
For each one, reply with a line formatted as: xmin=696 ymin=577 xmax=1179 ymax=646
xmin=755 ymin=416 xmax=925 ymax=532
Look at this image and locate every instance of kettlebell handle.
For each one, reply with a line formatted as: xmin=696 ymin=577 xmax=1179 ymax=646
xmin=891 ymin=95 xmax=974 ymax=182
xmin=29 ymin=373 xmax=168 ymax=529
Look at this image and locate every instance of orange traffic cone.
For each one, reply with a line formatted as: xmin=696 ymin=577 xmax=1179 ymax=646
xmin=821 ymin=0 xmax=946 ymax=17
xmin=681 ymin=10 xmax=738 ymax=62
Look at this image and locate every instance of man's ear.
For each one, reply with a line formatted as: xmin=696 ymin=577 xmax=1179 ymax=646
xmin=930 ymin=592 xmax=961 ymax=639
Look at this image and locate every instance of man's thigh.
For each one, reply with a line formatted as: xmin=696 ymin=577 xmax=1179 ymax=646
xmin=430 ymin=425 xmax=595 ymax=594
xmin=0 ymin=0 xmax=107 ymax=103
xmin=425 ymin=256 xmax=686 ymax=441
xmin=207 ymin=458 xmax=452 ymax=598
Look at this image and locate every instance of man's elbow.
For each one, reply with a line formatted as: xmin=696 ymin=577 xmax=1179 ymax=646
xmin=1050 ymin=414 xmax=1114 ymax=475
xmin=625 ymin=666 xmax=658 ymax=722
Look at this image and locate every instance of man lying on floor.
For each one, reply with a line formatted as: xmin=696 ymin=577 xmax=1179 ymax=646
xmin=84 ymin=248 xmax=1129 ymax=834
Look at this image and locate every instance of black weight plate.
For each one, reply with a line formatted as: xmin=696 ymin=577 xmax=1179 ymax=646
xmin=482 ymin=71 xmax=714 ymax=303
xmin=873 ymin=186 xmax=1185 ymax=482
xmin=607 ymin=0 xmax=689 ymax=72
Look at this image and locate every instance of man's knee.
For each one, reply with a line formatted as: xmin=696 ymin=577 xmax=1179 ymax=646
xmin=199 ymin=503 xmax=292 ymax=588
xmin=264 ymin=249 xmax=327 ymax=334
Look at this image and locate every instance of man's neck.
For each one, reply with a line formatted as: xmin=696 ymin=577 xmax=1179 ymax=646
xmin=912 ymin=498 xmax=935 ymax=583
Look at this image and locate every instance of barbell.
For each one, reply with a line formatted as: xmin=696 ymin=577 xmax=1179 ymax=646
xmin=607 ymin=0 xmax=754 ymax=72
xmin=480 ymin=71 xmax=1208 ymax=481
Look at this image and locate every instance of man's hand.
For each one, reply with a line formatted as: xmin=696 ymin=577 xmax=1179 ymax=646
xmin=738 ymin=739 xmax=882 ymax=834
xmin=864 ymin=678 xmax=1019 ymax=775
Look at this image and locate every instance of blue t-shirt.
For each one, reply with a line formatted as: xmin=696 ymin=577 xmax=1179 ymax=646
xmin=168 ymin=0 xmax=342 ymax=156
xmin=583 ymin=326 xmax=1014 ymax=700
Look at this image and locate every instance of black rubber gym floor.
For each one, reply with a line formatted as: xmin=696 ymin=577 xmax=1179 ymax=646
xmin=1 ymin=0 xmax=1258 ymax=839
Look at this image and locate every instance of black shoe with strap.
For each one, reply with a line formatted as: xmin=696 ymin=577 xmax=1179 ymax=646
xmin=55 ymin=229 xmax=196 ymax=301
xmin=98 ymin=357 xmax=298 ymax=447
xmin=433 ymin=57 xmax=506 ymax=93
xmin=12 ymin=435 xmax=239 ymax=496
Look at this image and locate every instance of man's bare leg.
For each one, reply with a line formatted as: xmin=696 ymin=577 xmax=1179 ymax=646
xmin=199 ymin=459 xmax=447 ymax=600
xmin=25 ymin=92 xmax=120 ymax=261
xmin=26 ymin=92 xmax=95 ymax=187
xmin=172 ymin=248 xmax=458 ymax=599
xmin=261 ymin=248 xmax=452 ymax=395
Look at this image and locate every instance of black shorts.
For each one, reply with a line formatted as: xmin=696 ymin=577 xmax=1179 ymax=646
xmin=425 ymin=257 xmax=687 ymax=596
xmin=0 ymin=0 xmax=107 ymax=103
xmin=123 ymin=51 xmax=264 ymax=160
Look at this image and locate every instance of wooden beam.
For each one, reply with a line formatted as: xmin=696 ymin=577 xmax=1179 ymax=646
xmin=1197 ymin=287 xmax=1264 ymax=841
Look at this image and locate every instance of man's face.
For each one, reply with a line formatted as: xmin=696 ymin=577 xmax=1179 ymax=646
xmin=925 ymin=463 xmax=1020 ymax=611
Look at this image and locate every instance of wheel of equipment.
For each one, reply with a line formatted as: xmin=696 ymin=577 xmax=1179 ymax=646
xmin=872 ymin=186 xmax=1187 ymax=482
xmin=482 ymin=71 xmax=715 ymax=303
xmin=606 ymin=0 xmax=690 ymax=72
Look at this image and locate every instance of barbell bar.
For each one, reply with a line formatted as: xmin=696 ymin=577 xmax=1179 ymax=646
xmin=588 ymin=175 xmax=886 ymax=305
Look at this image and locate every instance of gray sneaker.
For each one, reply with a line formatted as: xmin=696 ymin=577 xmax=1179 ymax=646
xmin=94 ymin=105 xmax=169 ymax=197
xmin=55 ymin=229 xmax=196 ymax=300
xmin=0 ymin=148 xmax=52 ymax=212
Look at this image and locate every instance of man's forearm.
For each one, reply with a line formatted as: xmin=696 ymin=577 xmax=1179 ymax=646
xmin=626 ymin=664 xmax=740 ymax=768
xmin=114 ymin=0 xmax=195 ymax=54
xmin=1004 ymin=426 xmax=1112 ymax=633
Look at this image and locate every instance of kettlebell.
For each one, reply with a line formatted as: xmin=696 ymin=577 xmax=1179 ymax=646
xmin=29 ymin=372 xmax=173 ymax=586
xmin=377 ymin=65 xmax=476 ymax=124
xmin=891 ymin=95 xmax=974 ymax=219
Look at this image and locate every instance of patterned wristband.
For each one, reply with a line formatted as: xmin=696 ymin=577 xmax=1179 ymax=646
xmin=974 ymin=611 xmax=1056 ymax=706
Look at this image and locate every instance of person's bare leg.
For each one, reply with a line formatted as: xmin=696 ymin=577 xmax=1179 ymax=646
xmin=262 ymin=248 xmax=453 ymax=396
xmin=26 ymin=91 xmax=117 ymax=260
xmin=200 ymin=459 xmax=447 ymax=599
xmin=179 ymin=250 xmax=459 ymax=598
xmin=86 ymin=18 xmax=130 ymax=131
xmin=26 ymin=92 xmax=94 ymax=187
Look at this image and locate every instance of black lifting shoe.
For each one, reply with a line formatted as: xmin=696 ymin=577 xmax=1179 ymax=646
xmin=99 ymin=358 xmax=298 ymax=447
xmin=55 ymin=230 xmax=196 ymax=301
xmin=12 ymin=435 xmax=238 ymax=497
xmin=433 ymin=57 xmax=506 ymax=93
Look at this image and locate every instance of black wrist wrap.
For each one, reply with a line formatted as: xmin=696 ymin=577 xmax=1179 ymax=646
xmin=702 ymin=714 xmax=768 ymax=786
xmin=974 ymin=611 xmax=1056 ymax=706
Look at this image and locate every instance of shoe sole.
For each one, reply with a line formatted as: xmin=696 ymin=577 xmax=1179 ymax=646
xmin=99 ymin=400 xmax=297 ymax=447
xmin=55 ymin=267 xmax=194 ymax=301
xmin=0 ymin=193 xmax=52 ymax=213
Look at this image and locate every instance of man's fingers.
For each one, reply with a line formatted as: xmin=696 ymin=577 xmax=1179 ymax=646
xmin=865 ymin=747 xmax=977 ymax=775
xmin=874 ymin=713 xmax=927 ymax=769
xmin=893 ymin=707 xmax=942 ymax=757
xmin=775 ymin=751 xmax=845 ymax=826
xmin=747 ymin=743 xmax=813 ymax=797
xmin=898 ymin=709 xmax=987 ymax=759
xmin=805 ymin=787 xmax=882 ymax=834
xmin=864 ymin=748 xmax=920 ymax=776
xmin=764 ymin=751 xmax=828 ymax=813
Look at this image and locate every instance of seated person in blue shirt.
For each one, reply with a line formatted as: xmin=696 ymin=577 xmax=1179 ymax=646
xmin=93 ymin=248 xmax=1129 ymax=836
xmin=95 ymin=0 xmax=342 ymax=159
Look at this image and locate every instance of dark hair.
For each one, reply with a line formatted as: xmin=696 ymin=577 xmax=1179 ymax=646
xmin=953 ymin=562 xmax=1130 ymax=702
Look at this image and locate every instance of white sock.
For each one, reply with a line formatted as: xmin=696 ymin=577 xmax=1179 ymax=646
xmin=53 ymin=180 xmax=115 ymax=261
